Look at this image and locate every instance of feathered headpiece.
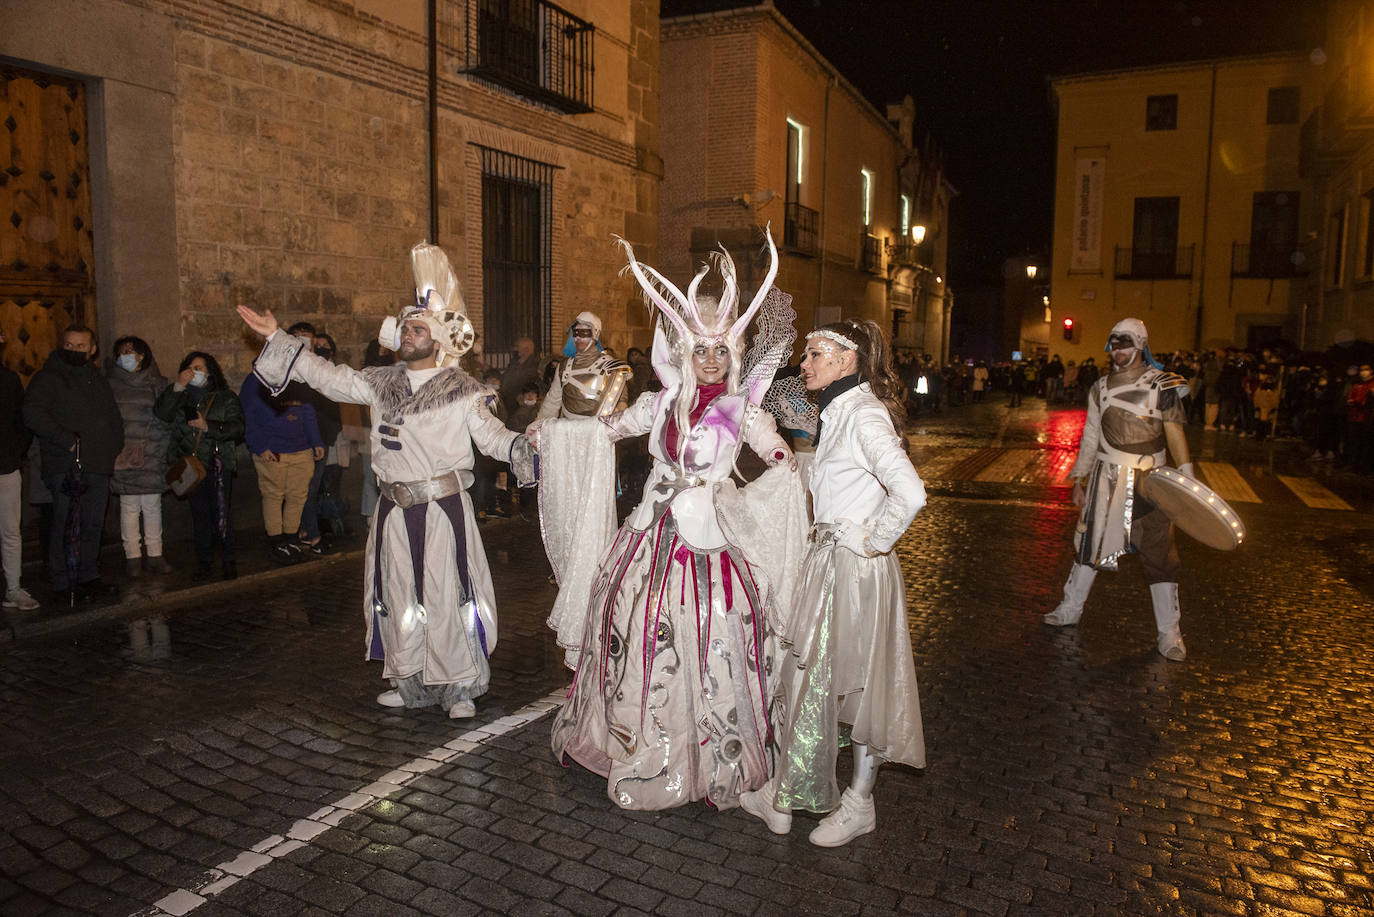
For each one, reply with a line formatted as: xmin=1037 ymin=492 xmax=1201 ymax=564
xmin=378 ymin=242 xmax=475 ymax=366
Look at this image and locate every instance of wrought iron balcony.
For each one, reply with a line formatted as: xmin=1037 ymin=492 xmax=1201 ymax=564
xmin=1113 ymin=244 xmax=1194 ymax=279
xmin=1231 ymin=242 xmax=1309 ymax=278
xmin=783 ymin=202 xmax=817 ymax=255
xmin=861 ymin=232 xmax=882 ymax=273
xmin=459 ymin=0 xmax=594 ymax=114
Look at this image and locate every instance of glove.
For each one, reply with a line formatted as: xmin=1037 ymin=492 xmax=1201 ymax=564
xmin=835 ymin=519 xmax=878 ymax=557
xmin=1177 ymin=462 xmax=1196 ymax=479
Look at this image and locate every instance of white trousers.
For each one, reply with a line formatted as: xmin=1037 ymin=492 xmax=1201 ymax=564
xmin=1 ymin=470 xmax=20 ymax=591
xmin=119 ymin=493 xmax=165 ymax=558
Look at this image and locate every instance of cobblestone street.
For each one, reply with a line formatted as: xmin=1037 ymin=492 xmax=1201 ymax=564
xmin=2 ymin=401 xmax=1373 ymax=917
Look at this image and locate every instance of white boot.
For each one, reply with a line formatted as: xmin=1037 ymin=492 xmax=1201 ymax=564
xmin=1150 ymin=582 xmax=1186 ymax=661
xmin=1044 ymin=564 xmax=1096 ymax=626
xmin=740 ymin=778 xmax=792 ymax=834
xmin=809 ymin=787 xmax=876 ymax=847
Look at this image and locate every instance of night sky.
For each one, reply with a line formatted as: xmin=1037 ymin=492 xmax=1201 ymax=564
xmin=660 ymin=0 xmax=1326 ymax=290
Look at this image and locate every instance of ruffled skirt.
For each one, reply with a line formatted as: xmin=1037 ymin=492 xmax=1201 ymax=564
xmin=551 ymin=511 xmax=777 ymax=810
xmin=774 ymin=531 xmax=925 ymax=813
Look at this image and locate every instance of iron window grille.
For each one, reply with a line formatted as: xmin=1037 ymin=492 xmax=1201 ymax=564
xmin=861 ymin=233 xmax=882 ymax=273
xmin=784 ymin=202 xmax=818 ymax=255
xmin=478 ymin=146 xmax=556 ymax=366
xmin=448 ymin=0 xmax=594 ymax=114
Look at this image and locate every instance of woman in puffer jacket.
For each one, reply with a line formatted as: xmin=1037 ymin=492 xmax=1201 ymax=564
xmin=108 ymin=336 xmax=172 ymax=576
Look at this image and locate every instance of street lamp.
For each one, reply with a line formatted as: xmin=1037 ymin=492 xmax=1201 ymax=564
xmin=911 ymin=224 xmax=927 ymax=244
xmin=1025 ymin=264 xmax=1037 ymax=280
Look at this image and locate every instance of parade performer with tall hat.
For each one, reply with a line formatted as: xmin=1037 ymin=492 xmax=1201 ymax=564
xmin=237 ymin=242 xmax=535 ymax=719
xmin=531 ymin=311 xmax=631 ymax=667
xmin=1043 ymin=317 xmax=1194 ymax=661
xmin=551 ymin=229 xmax=809 ymax=811
xmin=740 ymin=318 xmax=927 ymax=847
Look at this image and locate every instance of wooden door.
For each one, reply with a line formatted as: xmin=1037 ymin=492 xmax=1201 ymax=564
xmin=0 ymin=63 xmax=95 ymax=382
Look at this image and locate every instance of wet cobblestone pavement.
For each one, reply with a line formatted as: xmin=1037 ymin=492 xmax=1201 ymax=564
xmin=2 ymin=401 xmax=1373 ymax=916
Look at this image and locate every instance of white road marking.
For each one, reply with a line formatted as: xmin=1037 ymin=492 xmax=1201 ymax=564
xmin=1197 ymin=461 xmax=1262 ymax=503
xmin=1278 ymin=475 xmax=1354 ymax=510
xmin=133 ymin=690 xmax=567 ymax=917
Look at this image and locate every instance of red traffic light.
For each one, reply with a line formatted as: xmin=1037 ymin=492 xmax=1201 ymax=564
xmin=1062 ymin=317 xmax=1074 ymax=340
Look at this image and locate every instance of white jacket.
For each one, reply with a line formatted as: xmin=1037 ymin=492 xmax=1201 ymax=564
xmin=810 ymin=383 xmax=926 ymax=554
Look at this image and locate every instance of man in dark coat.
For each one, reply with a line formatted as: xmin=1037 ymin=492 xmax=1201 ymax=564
xmin=1 ymin=329 xmax=38 ymax=610
xmin=22 ymin=324 xmax=125 ymax=600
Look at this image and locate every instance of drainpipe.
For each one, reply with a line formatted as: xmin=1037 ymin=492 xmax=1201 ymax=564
xmin=427 ymin=0 xmax=440 ymax=243
xmin=817 ymin=76 xmax=835 ymax=320
xmin=1194 ymin=62 xmax=1217 ymax=349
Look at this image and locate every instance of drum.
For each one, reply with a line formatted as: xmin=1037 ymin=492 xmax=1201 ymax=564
xmin=1139 ymin=467 xmax=1245 ymax=551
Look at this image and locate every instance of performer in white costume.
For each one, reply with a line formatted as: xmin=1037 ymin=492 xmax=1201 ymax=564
xmin=237 ymin=243 xmax=535 ymax=718
xmin=1043 ymin=317 xmax=1193 ymax=661
xmin=551 ymin=231 xmax=809 ymax=811
xmin=531 ymin=312 xmax=631 ymax=667
xmin=741 ymin=318 xmax=927 ymax=847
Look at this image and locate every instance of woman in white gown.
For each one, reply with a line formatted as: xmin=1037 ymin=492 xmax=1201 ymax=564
xmin=551 ymin=233 xmax=808 ymax=810
xmin=741 ymin=318 xmax=927 ymax=846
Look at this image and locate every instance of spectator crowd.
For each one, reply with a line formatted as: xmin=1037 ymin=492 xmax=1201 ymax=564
xmin=1 ymin=319 xmax=1371 ymax=616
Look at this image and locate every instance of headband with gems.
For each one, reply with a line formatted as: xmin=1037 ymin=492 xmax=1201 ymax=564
xmin=809 ymin=329 xmax=859 ymax=351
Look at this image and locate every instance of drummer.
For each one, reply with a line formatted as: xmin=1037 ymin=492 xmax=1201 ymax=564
xmin=1043 ymin=317 xmax=1194 ymax=661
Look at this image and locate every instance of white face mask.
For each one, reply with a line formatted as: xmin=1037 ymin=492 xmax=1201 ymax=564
xmin=116 ymin=353 xmax=139 ymax=372
xmin=191 ymin=370 xmax=208 ymax=387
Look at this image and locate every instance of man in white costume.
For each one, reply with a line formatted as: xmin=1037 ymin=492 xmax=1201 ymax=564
xmin=237 ymin=243 xmax=535 ymax=717
xmin=530 ymin=311 xmax=631 ymax=667
xmin=1043 ymin=317 xmax=1194 ymax=661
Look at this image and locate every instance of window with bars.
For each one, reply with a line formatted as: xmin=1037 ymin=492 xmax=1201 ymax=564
xmin=444 ymin=0 xmax=594 ymax=113
xmin=479 ymin=147 xmax=554 ymax=365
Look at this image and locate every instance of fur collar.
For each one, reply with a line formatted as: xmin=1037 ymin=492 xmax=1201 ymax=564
xmin=362 ymin=363 xmax=487 ymax=422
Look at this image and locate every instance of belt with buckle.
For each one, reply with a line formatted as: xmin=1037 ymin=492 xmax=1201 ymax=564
xmin=380 ymin=470 xmax=463 ymax=508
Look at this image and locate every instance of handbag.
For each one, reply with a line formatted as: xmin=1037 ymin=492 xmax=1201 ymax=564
xmin=166 ymin=395 xmax=215 ymax=497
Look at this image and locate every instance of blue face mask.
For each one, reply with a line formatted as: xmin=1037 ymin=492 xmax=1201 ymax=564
xmin=116 ymin=353 xmax=139 ymax=372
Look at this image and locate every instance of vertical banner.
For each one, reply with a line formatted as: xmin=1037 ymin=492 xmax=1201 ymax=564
xmin=1071 ymin=157 xmax=1105 ymax=272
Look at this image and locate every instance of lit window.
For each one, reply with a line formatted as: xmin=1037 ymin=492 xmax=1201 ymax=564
xmin=861 ymin=167 xmax=875 ymax=227
xmin=786 ymin=117 xmax=805 ymax=188
xmin=900 ymin=194 xmax=911 ymax=237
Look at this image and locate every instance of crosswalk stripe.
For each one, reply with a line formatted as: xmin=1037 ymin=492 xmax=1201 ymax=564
xmin=974 ymin=449 xmax=1039 ymax=482
xmin=1197 ymin=461 xmax=1262 ymax=503
xmin=1277 ymin=475 xmax=1354 ymax=510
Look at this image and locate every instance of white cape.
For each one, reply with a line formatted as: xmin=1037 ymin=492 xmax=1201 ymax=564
xmin=538 ymin=417 xmax=618 ymax=668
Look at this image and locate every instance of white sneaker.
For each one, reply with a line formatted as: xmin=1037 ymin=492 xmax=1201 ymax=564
xmin=448 ymin=700 xmax=476 ymax=719
xmin=739 ymin=779 xmax=792 ymax=834
xmin=809 ymin=787 xmax=876 ymax=847
xmin=2 ymin=588 xmax=39 ymax=611
xmin=376 ymin=689 xmax=405 ymax=707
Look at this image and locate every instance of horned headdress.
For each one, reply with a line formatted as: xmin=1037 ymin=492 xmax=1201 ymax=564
xmin=378 ymin=242 xmax=476 ymax=366
xmin=617 ymin=226 xmax=795 ymax=449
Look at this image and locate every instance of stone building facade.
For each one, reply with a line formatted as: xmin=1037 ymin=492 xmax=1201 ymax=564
xmin=1297 ymin=0 xmax=1374 ymax=350
xmin=2 ymin=0 xmax=660 ymax=379
xmin=659 ymin=4 xmax=954 ymax=362
xmin=1050 ymin=53 xmax=1321 ymax=360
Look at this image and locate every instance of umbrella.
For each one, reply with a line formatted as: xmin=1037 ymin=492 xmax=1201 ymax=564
xmin=61 ymin=435 xmax=86 ymax=607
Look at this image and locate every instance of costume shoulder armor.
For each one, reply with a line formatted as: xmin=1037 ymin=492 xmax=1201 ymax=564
xmin=1152 ymin=371 xmax=1188 ymax=390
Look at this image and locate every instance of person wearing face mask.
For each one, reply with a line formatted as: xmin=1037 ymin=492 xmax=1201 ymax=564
xmin=22 ymin=324 xmax=125 ymax=601
xmin=155 ymin=352 xmax=245 ymax=580
xmin=551 ymin=234 xmax=809 ymax=812
xmin=1043 ymin=318 xmax=1194 ymax=661
xmin=528 ymin=312 xmax=631 ymax=662
xmin=740 ymin=318 xmax=927 ymax=848
xmin=107 ymin=336 xmax=173 ymax=576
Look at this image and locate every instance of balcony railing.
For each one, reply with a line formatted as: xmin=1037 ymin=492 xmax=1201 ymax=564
xmin=1231 ymin=242 xmax=1309 ymax=278
xmin=456 ymin=0 xmax=594 ymax=114
xmin=891 ymin=240 xmax=925 ymax=266
xmin=861 ymin=232 xmax=882 ymax=273
xmin=1113 ymin=244 xmax=1194 ymax=279
xmin=783 ymin=202 xmax=817 ymax=255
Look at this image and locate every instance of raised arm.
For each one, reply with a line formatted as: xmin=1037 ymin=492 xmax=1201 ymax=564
xmin=601 ymin=390 xmax=658 ymax=443
xmin=236 ymin=307 xmax=372 ymax=405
